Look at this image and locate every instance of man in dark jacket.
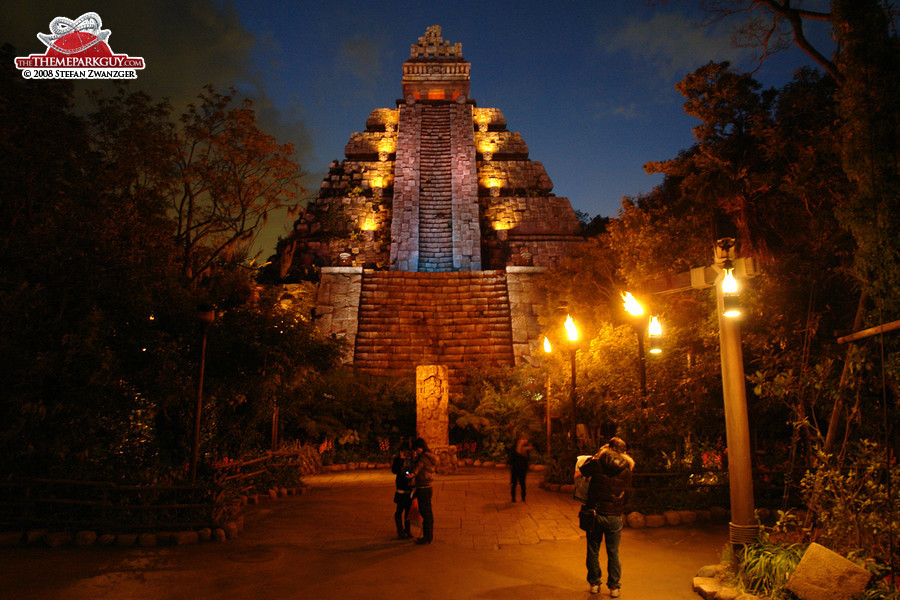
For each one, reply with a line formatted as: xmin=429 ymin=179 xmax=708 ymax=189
xmin=578 ymin=437 xmax=634 ymax=597
xmin=408 ymin=437 xmax=438 ymax=545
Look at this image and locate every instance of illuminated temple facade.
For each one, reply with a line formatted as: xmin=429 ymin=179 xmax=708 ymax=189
xmin=275 ymin=26 xmax=583 ymax=394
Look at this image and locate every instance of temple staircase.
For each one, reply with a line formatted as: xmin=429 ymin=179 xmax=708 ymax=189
xmin=354 ymin=270 xmax=515 ymax=393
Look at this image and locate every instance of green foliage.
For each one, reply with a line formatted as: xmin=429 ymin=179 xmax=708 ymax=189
xmin=285 ymin=368 xmax=416 ymax=464
xmin=735 ymin=538 xmax=806 ymax=599
xmin=800 ymin=440 xmax=900 ymax=564
xmin=453 ymin=364 xmax=545 ymax=462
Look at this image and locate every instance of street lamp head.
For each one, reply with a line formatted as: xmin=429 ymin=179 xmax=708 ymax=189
xmin=721 ymin=262 xmax=741 ymax=318
xmin=648 ymin=315 xmax=663 ymax=354
xmin=721 ymin=266 xmax=739 ymax=295
xmin=564 ymin=315 xmax=578 ymax=342
xmin=543 ymin=336 xmax=552 ymax=353
xmin=621 ymin=292 xmax=644 ymax=317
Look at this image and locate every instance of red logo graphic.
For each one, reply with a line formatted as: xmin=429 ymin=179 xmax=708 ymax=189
xmin=15 ymin=12 xmax=145 ymax=79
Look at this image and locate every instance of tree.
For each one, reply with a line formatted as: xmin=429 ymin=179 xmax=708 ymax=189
xmin=698 ymin=0 xmax=841 ymax=82
xmin=174 ymin=86 xmax=304 ymax=282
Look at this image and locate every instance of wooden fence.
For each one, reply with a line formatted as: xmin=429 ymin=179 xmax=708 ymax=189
xmin=0 ymin=449 xmax=320 ymax=533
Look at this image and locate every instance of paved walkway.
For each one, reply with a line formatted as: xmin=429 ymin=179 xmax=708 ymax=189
xmin=0 ymin=467 xmax=728 ymax=600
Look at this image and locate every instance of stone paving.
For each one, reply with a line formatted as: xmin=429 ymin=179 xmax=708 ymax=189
xmin=306 ymin=466 xmax=584 ymax=549
xmin=0 ymin=466 xmax=730 ymax=600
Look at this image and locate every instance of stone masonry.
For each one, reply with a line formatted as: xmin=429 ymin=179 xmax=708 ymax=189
xmin=275 ymin=26 xmax=584 ymax=396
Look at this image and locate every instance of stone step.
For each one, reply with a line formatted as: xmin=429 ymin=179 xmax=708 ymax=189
xmin=354 ymin=271 xmax=516 ymax=394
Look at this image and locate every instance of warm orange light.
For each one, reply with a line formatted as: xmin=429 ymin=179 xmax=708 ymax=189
xmin=722 ymin=268 xmax=738 ymax=294
xmin=621 ymin=292 xmax=644 ymax=317
xmin=543 ymin=336 xmax=552 ymax=353
xmin=492 ymin=220 xmax=511 ymax=231
xmin=648 ymin=315 xmax=662 ymax=337
xmin=361 ymin=216 xmax=377 ymax=231
xmin=564 ymin=315 xmax=578 ymax=342
xmin=371 ymin=175 xmax=384 ymax=189
xmin=377 ymin=138 xmax=395 ymax=154
xmin=648 ymin=315 xmax=662 ymax=354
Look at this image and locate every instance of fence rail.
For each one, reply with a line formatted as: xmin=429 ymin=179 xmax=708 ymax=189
xmin=0 ymin=449 xmax=320 ymax=534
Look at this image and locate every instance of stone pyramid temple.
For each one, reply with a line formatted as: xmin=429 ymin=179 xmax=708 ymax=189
xmin=275 ymin=26 xmax=583 ymax=396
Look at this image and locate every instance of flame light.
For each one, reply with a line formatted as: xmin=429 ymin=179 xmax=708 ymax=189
xmin=543 ymin=336 xmax=551 ymax=353
xmin=621 ymin=292 xmax=644 ymax=317
xmin=648 ymin=315 xmax=662 ymax=354
xmin=564 ymin=315 xmax=578 ymax=342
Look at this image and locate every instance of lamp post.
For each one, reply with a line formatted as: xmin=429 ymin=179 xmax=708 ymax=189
xmin=191 ymin=305 xmax=215 ymax=484
xmin=564 ymin=315 xmax=578 ymax=441
xmin=543 ymin=336 xmax=552 ymax=457
xmin=622 ymin=292 xmax=649 ymax=403
xmin=714 ymin=239 xmax=756 ymax=547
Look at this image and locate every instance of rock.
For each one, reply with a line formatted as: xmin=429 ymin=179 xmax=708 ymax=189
xmin=715 ymin=587 xmax=742 ymax=600
xmin=626 ymin=512 xmax=646 ymax=529
xmin=75 ymin=531 xmax=97 ymax=547
xmin=198 ymin=528 xmax=212 ymax=542
xmin=785 ymin=542 xmax=872 ymax=600
xmin=268 ymin=489 xmax=279 ymax=500
xmin=26 ymin=530 xmax=48 ymax=545
xmin=482 ymin=461 xmax=495 ymax=468
xmin=695 ymin=509 xmax=712 ymax=522
xmin=173 ymin=531 xmax=199 ymax=545
xmin=98 ymin=534 xmax=117 ymax=546
xmin=678 ymin=510 xmax=697 ymax=524
xmin=710 ymin=506 xmax=730 ymax=521
xmin=213 ymin=528 xmax=227 ymax=542
xmin=44 ymin=532 xmax=73 ymax=547
xmin=696 ymin=564 xmax=726 ymax=578
xmin=560 ymin=484 xmax=575 ymax=496
xmin=645 ymin=514 xmax=666 ymax=528
xmin=156 ymin=531 xmax=175 ymax=545
xmin=692 ymin=576 xmax=722 ymax=599
xmin=224 ymin=521 xmax=239 ymax=539
xmin=138 ymin=533 xmax=157 ymax=547
xmin=663 ymin=510 xmax=681 ymax=526
xmin=0 ymin=532 xmax=22 ymax=546
xmin=117 ymin=534 xmax=138 ymax=547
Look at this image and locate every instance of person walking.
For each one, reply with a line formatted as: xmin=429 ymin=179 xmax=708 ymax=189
xmin=407 ymin=437 xmax=438 ymax=545
xmin=509 ymin=435 xmax=532 ymax=502
xmin=390 ymin=439 xmax=414 ymax=539
xmin=578 ymin=437 xmax=634 ymax=597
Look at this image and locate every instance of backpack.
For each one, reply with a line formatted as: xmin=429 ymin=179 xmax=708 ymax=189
xmin=573 ymin=454 xmax=593 ymax=503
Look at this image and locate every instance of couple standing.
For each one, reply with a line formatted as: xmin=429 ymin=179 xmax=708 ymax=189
xmin=391 ymin=437 xmax=438 ymax=545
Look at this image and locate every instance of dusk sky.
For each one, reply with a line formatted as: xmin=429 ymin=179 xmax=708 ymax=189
xmin=4 ymin=1 xmax=833 ymax=258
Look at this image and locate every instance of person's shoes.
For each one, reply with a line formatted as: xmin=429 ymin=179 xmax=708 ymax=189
xmin=610 ymin=587 xmax=620 ymax=598
xmin=589 ymin=584 xmax=600 ymax=594
xmin=415 ymin=538 xmax=431 ymax=545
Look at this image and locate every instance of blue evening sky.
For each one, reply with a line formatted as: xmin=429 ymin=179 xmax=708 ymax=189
xmin=4 ymin=1 xmax=833 ymax=257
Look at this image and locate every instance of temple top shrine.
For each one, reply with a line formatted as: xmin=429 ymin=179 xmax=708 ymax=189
xmin=275 ymin=26 xmax=584 ymax=395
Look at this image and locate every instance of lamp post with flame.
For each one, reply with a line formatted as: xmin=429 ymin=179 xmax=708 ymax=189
xmin=564 ymin=315 xmax=579 ymax=441
xmin=543 ymin=336 xmax=552 ymax=456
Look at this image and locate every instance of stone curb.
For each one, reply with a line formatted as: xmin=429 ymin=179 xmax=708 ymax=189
xmin=0 ymin=485 xmax=309 ymax=550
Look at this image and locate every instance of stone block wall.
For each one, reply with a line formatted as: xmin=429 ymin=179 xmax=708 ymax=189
xmin=505 ymin=266 xmax=549 ymax=364
xmin=390 ymin=103 xmax=421 ymax=271
xmin=315 ymin=267 xmax=363 ymax=363
xmin=449 ymin=102 xmax=481 ymax=271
